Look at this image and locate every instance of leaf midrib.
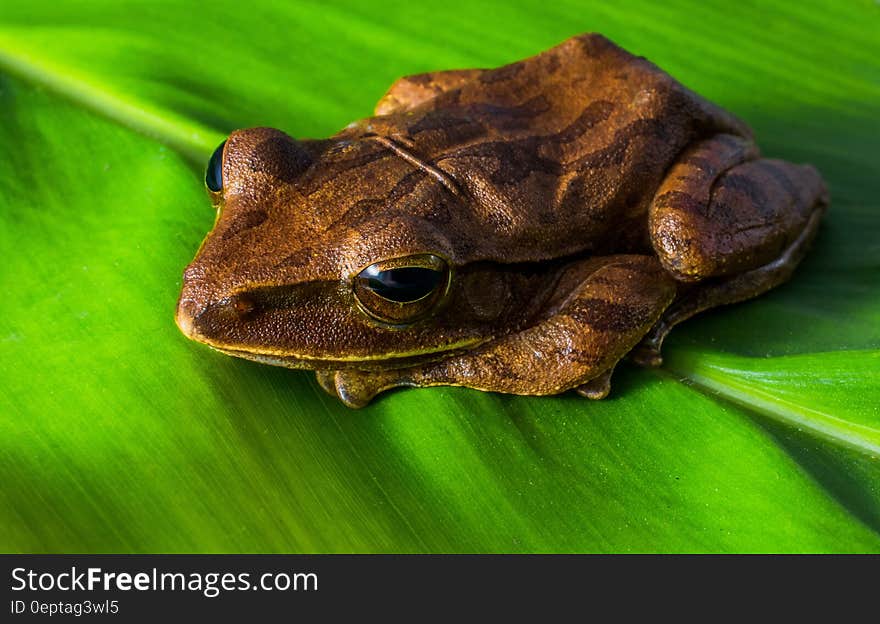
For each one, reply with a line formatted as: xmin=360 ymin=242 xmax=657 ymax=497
xmin=664 ymin=359 xmax=880 ymax=458
xmin=0 ymin=41 xmax=222 ymax=164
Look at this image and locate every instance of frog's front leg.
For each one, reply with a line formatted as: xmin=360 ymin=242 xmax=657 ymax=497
xmin=317 ymin=255 xmax=676 ymax=408
xmin=633 ymin=133 xmax=828 ymax=365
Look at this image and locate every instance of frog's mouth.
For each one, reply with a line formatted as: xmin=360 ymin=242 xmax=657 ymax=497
xmin=176 ymin=296 xmax=486 ymax=371
xmin=207 ymin=344 xmax=477 ymax=372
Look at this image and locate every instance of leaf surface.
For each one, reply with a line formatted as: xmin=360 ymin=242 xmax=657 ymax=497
xmin=1 ymin=0 xmax=878 ymax=552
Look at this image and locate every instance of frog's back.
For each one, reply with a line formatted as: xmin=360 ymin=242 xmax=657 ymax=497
xmin=366 ymin=33 xmax=751 ymax=263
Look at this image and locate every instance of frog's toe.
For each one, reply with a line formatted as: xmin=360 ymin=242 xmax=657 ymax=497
xmin=630 ymin=323 xmax=666 ymax=367
xmin=630 ymin=342 xmax=664 ymax=368
xmin=314 ymin=369 xmax=372 ymax=407
xmin=333 ymin=369 xmax=421 ymax=408
xmin=314 ymin=370 xmax=340 ymax=397
xmin=334 ymin=383 xmax=373 ymax=409
xmin=333 ymin=370 xmax=407 ymax=408
xmin=575 ymin=367 xmax=614 ymax=400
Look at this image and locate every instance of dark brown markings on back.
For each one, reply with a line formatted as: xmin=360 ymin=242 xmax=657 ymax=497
xmin=407 ymin=73 xmax=435 ymax=86
xmin=543 ymin=52 xmax=561 ymax=75
xmin=407 ymin=109 xmax=485 ymax=140
xmin=556 ymin=117 xmax=671 ymax=218
xmin=386 ymin=169 xmax=427 ymax=203
xmin=569 ymin=117 xmax=669 ymax=172
xmin=467 ymin=105 xmax=537 ymax=133
xmin=297 ymin=146 xmax=394 ymax=197
xmin=455 ymin=137 xmax=562 ymax=184
xmin=478 ymin=62 xmax=525 ymax=84
xmin=554 ymin=100 xmax=615 ymax=143
xmin=443 ymin=100 xmax=616 ymax=185
xmin=328 ymin=198 xmax=386 ymax=232
xmin=576 ymin=33 xmax=617 ymax=57
xmin=567 ymin=297 xmax=654 ymax=332
xmin=406 ymin=94 xmax=552 ymax=143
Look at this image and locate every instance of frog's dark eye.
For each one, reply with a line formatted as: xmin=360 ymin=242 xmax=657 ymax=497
xmin=205 ymin=140 xmax=226 ymax=192
xmin=354 ymin=254 xmax=450 ymax=325
xmin=360 ymin=266 xmax=443 ymax=302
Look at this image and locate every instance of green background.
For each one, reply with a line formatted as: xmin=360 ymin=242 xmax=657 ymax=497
xmin=1 ymin=1 xmax=878 ymax=552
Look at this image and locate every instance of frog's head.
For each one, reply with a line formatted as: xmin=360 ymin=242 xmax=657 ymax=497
xmin=176 ymin=127 xmax=543 ymax=369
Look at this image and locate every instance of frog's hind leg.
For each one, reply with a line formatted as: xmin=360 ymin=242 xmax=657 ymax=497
xmin=650 ymin=134 xmax=827 ymax=283
xmin=634 ymin=208 xmax=823 ymax=366
xmin=636 ymin=134 xmax=829 ymax=366
xmin=320 ymin=256 xmax=677 ymax=408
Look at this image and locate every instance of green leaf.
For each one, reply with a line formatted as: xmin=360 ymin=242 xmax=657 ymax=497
xmin=1 ymin=0 xmax=878 ymax=553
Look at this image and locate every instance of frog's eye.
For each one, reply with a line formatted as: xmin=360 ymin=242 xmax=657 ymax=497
xmin=354 ymin=254 xmax=450 ymax=325
xmin=205 ymin=140 xmax=226 ymax=192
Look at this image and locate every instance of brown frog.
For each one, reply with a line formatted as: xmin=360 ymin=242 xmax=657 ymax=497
xmin=176 ymin=33 xmax=828 ymax=407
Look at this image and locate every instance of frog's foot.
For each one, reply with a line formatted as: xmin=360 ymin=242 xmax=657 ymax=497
xmin=650 ymin=135 xmax=827 ymax=283
xmin=574 ymin=366 xmax=615 ymax=400
xmin=630 ymin=341 xmax=663 ymax=368
xmin=314 ymin=370 xmax=339 ymax=397
xmin=633 ymin=203 xmax=826 ymax=368
xmin=640 ymin=133 xmax=828 ymax=367
xmin=314 ymin=369 xmax=412 ymax=409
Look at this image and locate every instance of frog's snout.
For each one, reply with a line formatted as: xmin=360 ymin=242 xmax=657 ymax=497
xmin=176 ymin=290 xmax=255 ymax=343
xmin=176 ymin=263 xmax=208 ymax=340
xmin=175 ymin=295 xmax=203 ymax=341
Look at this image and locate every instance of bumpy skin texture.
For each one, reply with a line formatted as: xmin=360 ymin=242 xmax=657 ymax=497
xmin=176 ymin=33 xmax=828 ymax=407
